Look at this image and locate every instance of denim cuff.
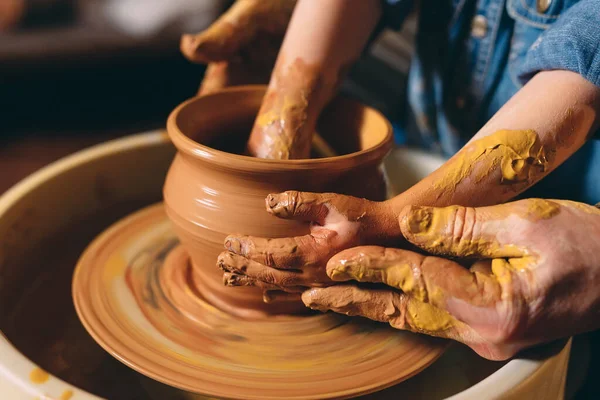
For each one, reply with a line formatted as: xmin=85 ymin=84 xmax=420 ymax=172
xmin=517 ymin=0 xmax=600 ymax=88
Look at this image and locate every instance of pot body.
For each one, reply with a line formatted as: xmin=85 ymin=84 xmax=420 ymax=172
xmin=163 ymin=86 xmax=393 ymax=317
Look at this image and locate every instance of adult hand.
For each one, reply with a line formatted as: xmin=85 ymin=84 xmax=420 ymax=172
xmin=302 ymin=199 xmax=600 ymax=360
xmin=180 ymin=0 xmax=296 ymax=95
xmin=217 ymin=191 xmax=399 ymax=301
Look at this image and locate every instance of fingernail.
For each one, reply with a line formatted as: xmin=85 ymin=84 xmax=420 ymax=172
xmin=406 ymin=206 xmax=433 ymax=234
xmin=266 ymin=192 xmax=294 ymax=217
xmin=301 ymin=289 xmax=328 ymax=312
xmin=217 ymin=253 xmax=232 ymax=272
xmin=217 ymin=256 xmax=226 ymax=271
xmin=266 ymin=193 xmax=280 ymax=209
xmin=225 ymin=237 xmax=242 ymax=253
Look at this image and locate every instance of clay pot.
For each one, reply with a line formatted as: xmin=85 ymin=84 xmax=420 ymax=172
xmin=163 ymin=86 xmax=393 ymax=317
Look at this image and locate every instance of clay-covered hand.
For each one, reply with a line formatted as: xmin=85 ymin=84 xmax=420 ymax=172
xmin=302 ymin=199 xmax=600 ymax=360
xmin=217 ymin=191 xmax=397 ymax=298
xmin=180 ymin=0 xmax=296 ymax=95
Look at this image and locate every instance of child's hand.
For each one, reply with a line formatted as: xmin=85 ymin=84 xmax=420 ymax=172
xmin=217 ymin=191 xmax=398 ymax=300
xmin=303 ymin=199 xmax=600 ymax=360
xmin=180 ymin=0 xmax=296 ymax=95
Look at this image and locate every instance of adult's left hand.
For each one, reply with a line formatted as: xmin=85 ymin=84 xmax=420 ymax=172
xmin=302 ymin=199 xmax=600 ymax=360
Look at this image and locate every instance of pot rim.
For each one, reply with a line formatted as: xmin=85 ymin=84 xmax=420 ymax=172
xmin=166 ymin=85 xmax=394 ymax=172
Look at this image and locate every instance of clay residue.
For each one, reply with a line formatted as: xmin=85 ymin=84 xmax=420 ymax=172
xmin=327 ymin=247 xmax=427 ymax=302
xmin=526 ymin=199 xmax=561 ymax=220
xmin=400 ymin=205 xmax=526 ymax=258
xmin=29 ymin=367 xmax=49 ymax=384
xmin=263 ymin=190 xmax=387 ymax=241
xmin=405 ymin=298 xmax=455 ymax=335
xmin=302 ymin=285 xmax=455 ymax=336
xmin=436 ymin=129 xmax=547 ymax=194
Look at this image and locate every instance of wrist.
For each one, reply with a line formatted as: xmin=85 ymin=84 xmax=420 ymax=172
xmin=361 ymin=200 xmax=403 ymax=246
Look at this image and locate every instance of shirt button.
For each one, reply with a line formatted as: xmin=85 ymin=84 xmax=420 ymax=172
xmin=471 ymin=15 xmax=487 ymax=38
xmin=537 ymin=0 xmax=552 ymax=13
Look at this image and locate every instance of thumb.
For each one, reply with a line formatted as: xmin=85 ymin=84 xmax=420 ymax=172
xmin=265 ymin=191 xmax=338 ymax=224
xmin=399 ymin=203 xmax=529 ymax=259
xmin=181 ymin=0 xmax=260 ymax=63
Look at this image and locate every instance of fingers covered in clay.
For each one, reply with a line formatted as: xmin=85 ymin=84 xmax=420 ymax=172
xmin=218 ymin=251 xmax=325 ymax=289
xmin=324 ymin=244 xmax=534 ymax=351
xmin=265 ymin=191 xmax=390 ymax=243
xmin=325 ymin=246 xmax=504 ymax=316
xmin=302 ymin=285 xmax=462 ymax=337
xmin=302 ymin=284 xmax=521 ymax=360
xmin=223 ymin=232 xmax=332 ymax=270
xmin=181 ymin=0 xmax=295 ymax=63
xmin=222 ymin=271 xmax=305 ymax=293
xmin=398 ymin=203 xmax=535 ymax=259
xmin=265 ymin=191 xmax=335 ymax=222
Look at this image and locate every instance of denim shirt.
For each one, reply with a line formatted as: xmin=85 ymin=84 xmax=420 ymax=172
xmin=383 ymin=0 xmax=600 ymax=204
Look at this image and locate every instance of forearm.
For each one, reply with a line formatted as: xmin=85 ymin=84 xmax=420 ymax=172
xmin=387 ymin=70 xmax=600 ymax=215
xmin=247 ymin=0 xmax=382 ymax=159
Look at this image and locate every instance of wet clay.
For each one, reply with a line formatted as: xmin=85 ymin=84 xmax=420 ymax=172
xmin=400 ymin=205 xmax=527 ymax=258
xmin=246 ymin=57 xmax=355 ymax=159
xmin=59 ymin=390 xmax=74 ymax=400
xmin=526 ymin=199 xmax=561 ymax=220
xmin=164 ymin=86 xmax=392 ymax=317
xmin=302 ymin=284 xmax=456 ymax=337
xmin=322 ymin=247 xmax=462 ymax=334
xmin=246 ymin=58 xmax=324 ymax=159
xmin=72 ymin=203 xmax=447 ymax=399
xmin=29 ymin=367 xmax=49 ymax=384
xmin=436 ymin=129 xmax=547 ymax=195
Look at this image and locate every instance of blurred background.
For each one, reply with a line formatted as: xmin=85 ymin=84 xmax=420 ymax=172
xmin=0 ymin=0 xmax=414 ymax=192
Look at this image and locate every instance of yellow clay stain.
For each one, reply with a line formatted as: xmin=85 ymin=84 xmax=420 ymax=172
xmin=408 ymin=205 xmax=525 ymax=258
xmin=248 ymin=57 xmax=322 ymax=159
xmin=437 ymin=129 xmax=547 ymax=192
xmin=382 ymin=264 xmax=420 ymax=298
xmin=102 ymin=251 xmax=127 ymax=285
xmin=29 ymin=367 xmax=49 ymax=384
xmin=59 ymin=390 xmax=74 ymax=400
xmin=405 ymin=299 xmax=454 ymax=334
xmin=526 ymin=199 xmax=561 ymax=220
xmin=331 ymin=262 xmax=426 ymax=302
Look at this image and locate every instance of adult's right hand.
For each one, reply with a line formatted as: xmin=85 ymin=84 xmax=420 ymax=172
xmin=180 ymin=0 xmax=296 ymax=95
xmin=303 ymin=199 xmax=600 ymax=360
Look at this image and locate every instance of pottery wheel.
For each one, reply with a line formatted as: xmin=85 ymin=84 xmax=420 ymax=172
xmin=73 ymin=203 xmax=447 ymax=399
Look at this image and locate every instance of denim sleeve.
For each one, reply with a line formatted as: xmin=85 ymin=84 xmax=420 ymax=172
xmin=517 ymin=0 xmax=600 ymax=87
xmin=517 ymin=0 xmax=600 ymax=139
